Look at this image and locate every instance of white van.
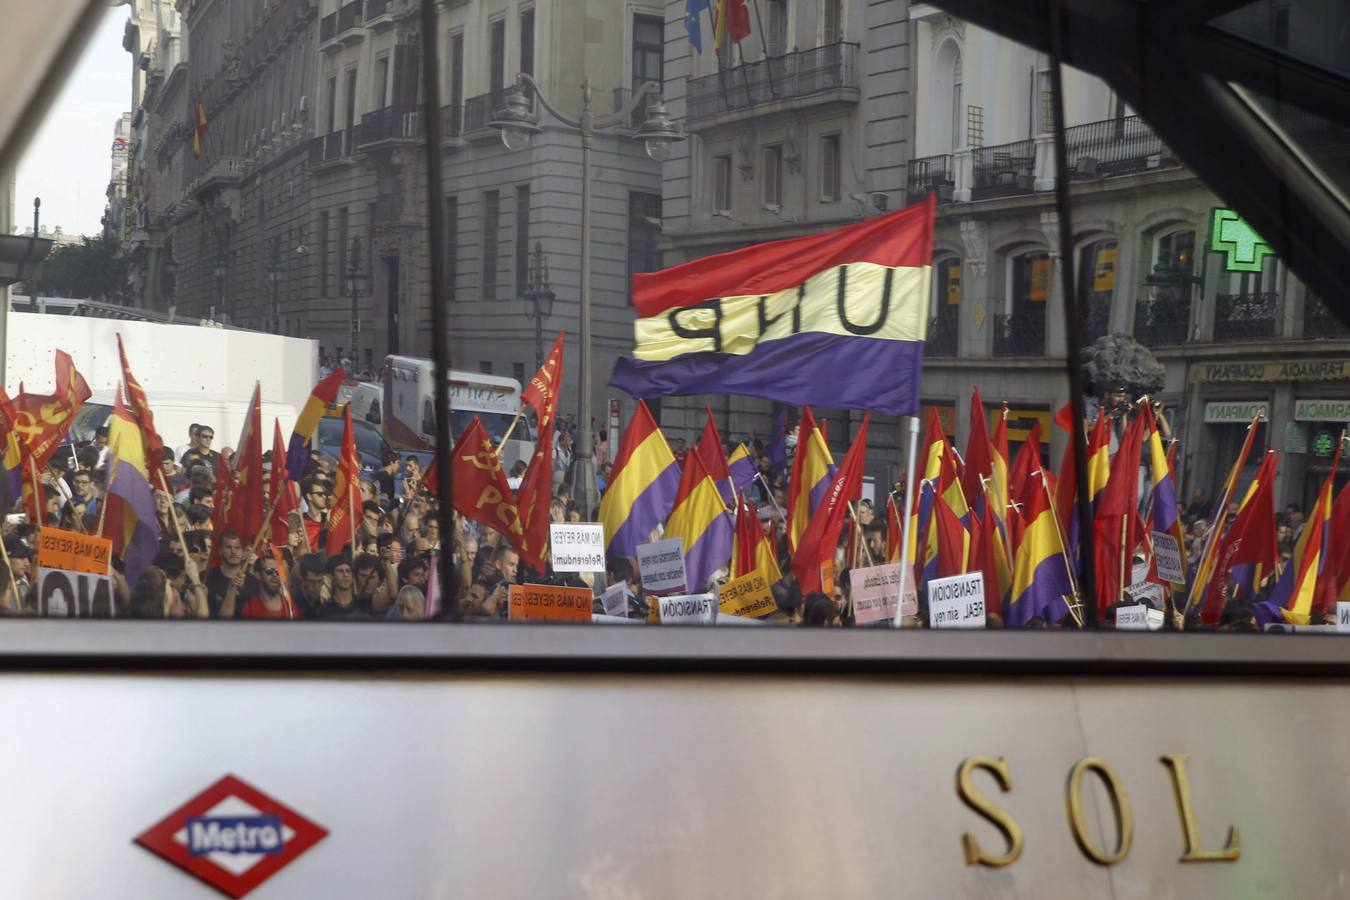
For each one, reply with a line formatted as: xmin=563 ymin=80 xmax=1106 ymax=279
xmin=381 ymin=357 xmax=533 ymax=469
xmin=68 ymin=391 xmax=299 ymax=461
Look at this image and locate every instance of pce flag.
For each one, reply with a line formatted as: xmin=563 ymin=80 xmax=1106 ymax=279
xmin=610 ymin=194 xmax=935 ymax=415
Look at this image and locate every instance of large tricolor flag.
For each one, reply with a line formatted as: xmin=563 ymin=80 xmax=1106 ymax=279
xmin=115 ymin=334 xmax=167 ymax=483
xmin=611 ymin=195 xmax=935 ymax=414
xmin=1264 ymin=440 xmax=1339 ymax=625
xmin=730 ymin=491 xmax=781 ymax=583
xmin=1007 ymin=467 xmax=1072 ymax=628
xmin=287 ymin=369 xmax=345 ymax=481
xmin=1142 ymin=404 xmax=1186 ymax=584
xmin=1201 ymin=449 xmax=1277 ymax=624
xmin=664 ymin=440 xmax=734 ymax=592
xmin=1184 ymin=412 xmax=1261 ymax=616
xmin=727 ymin=442 xmax=756 ymax=497
xmin=598 ymin=400 xmax=681 ymax=559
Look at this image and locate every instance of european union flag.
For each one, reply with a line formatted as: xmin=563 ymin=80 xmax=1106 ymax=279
xmin=686 ymin=0 xmax=710 ymax=53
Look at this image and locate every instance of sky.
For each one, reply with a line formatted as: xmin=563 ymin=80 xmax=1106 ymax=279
xmin=15 ymin=6 xmax=130 ymax=237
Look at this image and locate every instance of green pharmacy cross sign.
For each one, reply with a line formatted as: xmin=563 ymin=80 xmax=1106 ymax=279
xmin=1210 ymin=208 xmax=1274 ymax=273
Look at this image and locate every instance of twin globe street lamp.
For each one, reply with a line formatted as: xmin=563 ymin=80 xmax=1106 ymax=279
xmin=490 ymin=74 xmax=683 ymax=517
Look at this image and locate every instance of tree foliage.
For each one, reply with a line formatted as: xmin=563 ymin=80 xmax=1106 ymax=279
xmin=23 ymin=234 xmax=129 ymax=303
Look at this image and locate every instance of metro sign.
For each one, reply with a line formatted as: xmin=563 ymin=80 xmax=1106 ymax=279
xmin=135 ymin=774 xmax=327 ymax=898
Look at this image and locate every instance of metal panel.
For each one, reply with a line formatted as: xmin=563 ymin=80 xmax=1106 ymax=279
xmin=0 ymin=672 xmax=1345 ymax=897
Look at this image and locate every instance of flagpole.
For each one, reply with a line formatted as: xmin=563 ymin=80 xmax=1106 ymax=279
xmin=747 ymin=0 xmax=779 ymax=97
xmin=156 ymin=469 xmax=193 ymax=576
xmin=498 ymin=404 xmax=527 ymax=449
xmin=26 ymin=457 xmax=42 ymax=531
xmin=1035 ymin=470 xmax=1083 ymax=628
xmin=893 ymin=414 xmax=920 ymax=628
xmin=753 ymin=471 xmax=786 ymax=520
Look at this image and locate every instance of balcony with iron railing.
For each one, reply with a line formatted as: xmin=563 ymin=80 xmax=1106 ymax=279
xmin=992 ymin=312 xmax=1046 ymax=358
xmin=1214 ymin=292 xmax=1281 ymax=342
xmin=1303 ymin=293 xmax=1350 ymax=338
xmin=193 ymin=156 xmax=246 ymax=194
xmin=971 ymin=140 xmax=1036 ymax=200
xmin=686 ymin=42 xmax=859 ymax=126
xmin=926 ymin=314 xmax=958 ymax=358
xmin=309 ymin=127 xmax=360 ymax=167
xmin=462 ymin=91 xmax=506 ymax=135
xmin=320 ymin=0 xmax=364 ymax=51
xmin=1132 ymin=296 xmax=1191 ymax=346
xmin=358 ymin=106 xmax=421 ymax=148
xmin=907 ymin=154 xmax=954 ymax=201
xmin=441 ymin=104 xmax=463 ymax=140
xmin=1063 ymin=115 xmax=1179 ymax=178
xmin=365 ymin=0 xmax=393 ymax=27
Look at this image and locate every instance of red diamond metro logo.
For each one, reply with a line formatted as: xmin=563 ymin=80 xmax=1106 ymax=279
xmin=134 ymin=774 xmax=328 ymax=898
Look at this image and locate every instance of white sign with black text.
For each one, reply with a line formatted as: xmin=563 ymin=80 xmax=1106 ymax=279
xmin=601 ymin=582 xmax=630 ymax=618
xmin=927 ymin=572 xmax=986 ymax=629
xmin=1115 ymin=604 xmax=1150 ymax=630
xmin=549 ymin=523 xmax=606 ymax=572
xmin=636 ymin=538 xmax=688 ymax=594
xmin=1337 ymin=602 xmax=1350 ymax=634
xmin=658 ymin=593 xmax=717 ymax=625
xmin=1151 ymin=532 xmax=1186 ymax=585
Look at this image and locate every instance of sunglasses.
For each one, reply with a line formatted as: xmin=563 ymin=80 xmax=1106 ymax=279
xmin=261 ymin=568 xmax=280 ymax=577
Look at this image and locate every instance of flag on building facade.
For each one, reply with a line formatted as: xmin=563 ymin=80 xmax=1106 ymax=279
xmin=685 ymin=0 xmax=711 ymax=52
xmin=598 ymin=400 xmax=681 ymax=559
xmin=610 ymin=195 xmax=935 ymax=414
xmin=713 ymin=0 xmax=751 ymax=49
xmin=193 ymin=100 xmax=209 ymax=159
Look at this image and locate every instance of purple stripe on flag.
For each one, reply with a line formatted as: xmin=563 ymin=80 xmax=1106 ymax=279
xmin=108 ymin=463 xmax=161 ymax=583
xmin=607 ymin=461 xmax=682 ymax=559
xmin=611 ymin=333 xmax=924 ymax=416
xmin=808 ymin=471 xmax=835 ymax=517
xmin=683 ymin=511 xmax=734 ymax=592
xmin=729 ymin=454 xmax=756 ymax=496
xmin=1006 ymin=552 xmax=1071 ymax=629
xmin=1152 ymin=473 xmax=1179 ymax=534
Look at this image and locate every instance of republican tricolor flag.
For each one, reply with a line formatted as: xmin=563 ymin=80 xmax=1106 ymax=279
xmin=611 ymin=195 xmax=935 ymax=415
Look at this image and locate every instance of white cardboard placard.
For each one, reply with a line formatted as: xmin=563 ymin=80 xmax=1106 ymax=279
xmin=658 ymin=593 xmax=717 ymax=625
xmin=601 ymin=582 xmax=630 ymax=618
xmin=927 ymin=572 xmax=986 ymax=629
xmin=1151 ymin=532 xmax=1186 ymax=584
xmin=1116 ymin=604 xmax=1150 ymax=630
xmin=636 ymin=538 xmax=687 ymax=594
xmin=550 ymin=523 xmax=606 ymax=572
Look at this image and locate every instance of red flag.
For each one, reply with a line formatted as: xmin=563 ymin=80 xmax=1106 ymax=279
xmin=1328 ymin=478 xmax=1350 ymax=602
xmin=1053 ymin=402 xmax=1076 ymax=433
xmin=731 ymin=491 xmax=779 ymax=581
xmin=960 ymin=387 xmax=993 ymax=505
xmin=696 ymin=406 xmax=732 ymax=493
xmin=973 ymin=499 xmax=1006 ymax=619
xmin=792 ymin=413 xmax=870 ymax=593
xmin=115 ymin=333 xmax=166 ymax=480
xmin=223 ymin=384 xmax=264 ymax=548
xmin=207 ymin=452 xmax=234 ymax=568
xmin=933 ymin=494 xmax=969 ymax=579
xmin=1094 ymin=411 xmax=1147 ymax=611
xmin=450 ymin=417 xmax=524 ymax=547
xmin=269 ymin=419 xmax=299 ymax=549
xmin=325 ymin=405 xmax=362 ymax=556
xmin=1008 ymin=421 xmax=1042 ymax=517
xmin=15 ymin=351 xmax=91 ymax=516
xmin=515 ymin=339 xmax=565 ymax=571
xmin=1201 ymin=450 xmax=1278 ymax=624
xmin=521 ymin=332 xmax=564 ymax=428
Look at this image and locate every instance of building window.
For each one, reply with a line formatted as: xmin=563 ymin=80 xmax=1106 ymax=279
xmin=819 ymin=133 xmax=841 ymax=202
xmin=489 ymin=18 xmax=506 ymax=100
xmin=633 ymin=13 xmax=664 ymax=123
xmin=765 ymin=0 xmax=788 ymax=57
xmin=513 ymin=362 xmax=525 ymax=385
xmin=520 ymin=8 xmax=535 ymax=77
xmin=344 ymin=66 xmax=358 ymax=133
xmin=318 ymin=211 xmax=330 ymax=297
xmin=325 ymin=74 xmax=337 ymax=133
xmin=336 ymin=207 xmax=349 ymax=295
xmin=628 ymin=192 xmax=662 ymax=286
xmin=934 ymin=41 xmax=962 ymax=154
xmin=482 ymin=190 xmax=499 ymax=301
xmin=762 ymin=144 xmax=783 ymax=208
xmin=515 ymin=184 xmax=530 ymax=299
xmin=823 ymin=0 xmax=842 ymax=43
xmin=1077 ymin=239 xmax=1117 ymax=342
xmin=445 ymin=195 xmax=458 ymax=299
xmin=448 ymin=32 xmax=464 ymax=136
xmin=929 ymin=255 xmax=961 ymax=356
xmin=479 ymin=360 xmax=493 ymax=375
xmin=1032 ymin=58 xmax=1052 ymax=136
xmin=996 ymin=250 xmax=1051 ymax=357
xmin=373 ymin=55 xmax=389 ymax=111
xmin=712 ymin=153 xmax=733 ymax=213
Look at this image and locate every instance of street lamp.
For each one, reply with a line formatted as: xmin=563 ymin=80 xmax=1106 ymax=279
xmin=491 ymin=74 xmax=684 ymax=516
xmin=344 ymin=236 xmax=368 ymax=372
xmin=522 ymin=241 xmax=555 ymax=369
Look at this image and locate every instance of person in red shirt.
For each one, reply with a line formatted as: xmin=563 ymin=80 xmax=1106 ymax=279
xmin=300 ymin=477 xmax=329 ymax=550
xmin=240 ymin=558 xmax=297 ymax=620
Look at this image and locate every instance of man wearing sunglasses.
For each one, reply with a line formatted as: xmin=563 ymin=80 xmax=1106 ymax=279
xmin=300 ymin=476 xmax=330 ymax=550
xmin=180 ymin=424 xmax=221 ymax=472
xmin=239 ymin=557 xmax=296 ymax=620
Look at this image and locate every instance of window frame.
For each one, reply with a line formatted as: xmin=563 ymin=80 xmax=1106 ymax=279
xmin=762 ymin=143 xmax=784 ymax=208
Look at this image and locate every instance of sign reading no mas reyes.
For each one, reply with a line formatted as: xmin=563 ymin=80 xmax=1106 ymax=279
xmin=36 ymin=527 xmax=113 ymax=618
xmin=549 ymin=523 xmax=606 ymax=572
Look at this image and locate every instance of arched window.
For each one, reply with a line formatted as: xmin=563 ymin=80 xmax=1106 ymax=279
xmin=996 ymin=249 xmax=1050 ymax=357
xmin=933 ymin=41 xmax=963 ymax=154
xmin=1135 ymin=226 xmax=1196 ymax=346
xmin=928 ymin=255 xmax=961 ymax=356
xmin=1077 ymin=238 xmax=1118 ymax=342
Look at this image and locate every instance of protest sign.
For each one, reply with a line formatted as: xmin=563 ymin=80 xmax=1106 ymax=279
xmin=508 ymin=583 xmax=593 ymax=623
xmin=717 ymin=571 xmax=776 ymax=619
xmin=1147 ymin=608 xmax=1165 ymax=631
xmin=601 ymin=582 xmax=630 ymax=618
xmin=1151 ymin=532 xmax=1186 ymax=584
xmin=900 ymin=563 xmax=919 ymax=619
xmin=927 ymin=572 xmax=986 ymax=629
xmin=36 ymin=527 xmax=113 ymax=618
xmin=1131 ymin=561 xmax=1150 ymax=586
xmin=850 ymin=563 xmax=901 ymax=625
xmin=1115 ymin=604 xmax=1150 ymax=630
xmin=1123 ymin=580 xmax=1165 ymax=607
xmin=658 ymin=593 xmax=717 ymax=625
xmin=1337 ymin=602 xmax=1350 ymax=634
xmin=550 ymin=523 xmax=606 ymax=572
xmin=636 ymin=538 xmax=687 ymax=594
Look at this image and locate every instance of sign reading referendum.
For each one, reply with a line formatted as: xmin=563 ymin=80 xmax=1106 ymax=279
xmin=549 ymin=523 xmax=606 ymax=572
xmin=928 ymin=573 xmax=986 ymax=629
xmin=850 ymin=563 xmax=902 ymax=625
xmin=637 ymin=538 xmax=687 ymax=595
xmin=508 ymin=584 xmax=593 ymax=623
xmin=658 ymin=593 xmax=717 ymax=625
xmin=717 ymin=571 xmax=776 ymax=619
